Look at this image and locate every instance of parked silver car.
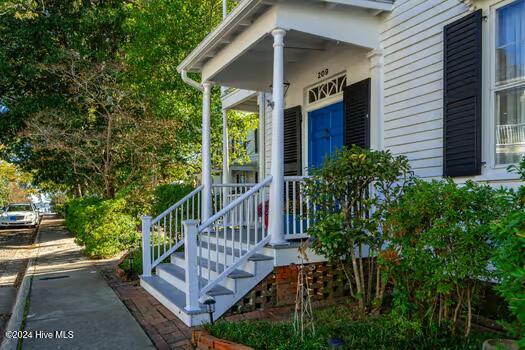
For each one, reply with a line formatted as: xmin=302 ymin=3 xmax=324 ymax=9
xmin=0 ymin=203 xmax=40 ymax=228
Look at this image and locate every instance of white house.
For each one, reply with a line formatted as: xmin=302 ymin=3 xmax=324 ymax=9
xmin=140 ymin=0 xmax=525 ymax=326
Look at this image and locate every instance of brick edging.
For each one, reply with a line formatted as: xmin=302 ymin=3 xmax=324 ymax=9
xmin=192 ymin=330 xmax=253 ymax=350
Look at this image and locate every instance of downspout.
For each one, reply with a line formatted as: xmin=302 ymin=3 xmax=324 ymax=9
xmin=221 ymin=0 xmax=232 ymax=186
xmin=180 ymin=69 xmax=203 ymax=92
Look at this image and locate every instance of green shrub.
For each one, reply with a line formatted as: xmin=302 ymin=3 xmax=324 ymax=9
xmin=492 ymin=210 xmax=525 ymax=347
xmin=151 ymin=183 xmax=194 ymax=217
xmin=206 ymin=305 xmax=496 ymax=350
xmin=385 ymin=179 xmax=515 ymax=336
xmin=302 ymin=145 xmax=412 ymax=313
xmin=490 ymin=160 xmax=525 ymax=346
xmin=64 ymin=196 xmax=139 ymax=258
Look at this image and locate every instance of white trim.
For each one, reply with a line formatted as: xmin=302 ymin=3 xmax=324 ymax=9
xmin=305 ymin=72 xmax=347 ymax=108
xmin=321 ymin=0 xmax=393 ymax=11
xmin=487 ymin=0 xmax=525 ymax=168
xmin=302 ymin=73 xmax=347 ymax=175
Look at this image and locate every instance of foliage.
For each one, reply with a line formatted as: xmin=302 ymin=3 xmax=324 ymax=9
xmin=491 ymin=210 xmax=525 ymax=347
xmin=23 ymin=53 xmax=180 ymax=198
xmin=0 ymin=160 xmax=34 ymax=206
xmin=302 ymin=145 xmax=412 ymax=313
xmin=0 ymin=0 xmax=131 ymax=194
xmin=64 ymin=196 xmax=139 ymax=258
xmin=489 ymin=160 xmax=525 ymax=346
xmin=385 ymin=179 xmax=516 ymax=336
xmin=0 ymin=0 xmax=256 ymax=199
xmin=151 ymin=183 xmax=195 ymax=217
xmin=206 ymin=305 xmax=497 ymax=350
xmin=122 ymin=0 xmax=255 ymax=176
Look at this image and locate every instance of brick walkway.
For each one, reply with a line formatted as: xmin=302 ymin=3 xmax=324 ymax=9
xmin=103 ymin=270 xmax=296 ymax=350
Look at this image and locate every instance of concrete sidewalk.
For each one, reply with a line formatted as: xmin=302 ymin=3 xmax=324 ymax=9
xmin=21 ymin=218 xmax=154 ymax=350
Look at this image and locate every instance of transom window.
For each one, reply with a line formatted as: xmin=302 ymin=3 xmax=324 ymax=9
xmin=494 ymin=0 xmax=525 ymax=165
xmin=307 ymin=73 xmax=346 ymax=105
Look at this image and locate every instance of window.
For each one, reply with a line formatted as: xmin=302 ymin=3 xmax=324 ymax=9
xmin=307 ymin=73 xmax=346 ymax=105
xmin=494 ymin=0 xmax=525 ymax=165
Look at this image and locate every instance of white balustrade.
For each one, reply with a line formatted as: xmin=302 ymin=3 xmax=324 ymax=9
xmin=141 ymin=186 xmax=203 ymax=276
xmin=284 ymin=176 xmax=314 ymax=239
xmin=197 ymin=177 xmax=272 ymax=296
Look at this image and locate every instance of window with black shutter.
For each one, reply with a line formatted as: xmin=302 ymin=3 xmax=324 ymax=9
xmin=443 ymin=9 xmax=483 ymax=177
xmin=343 ymin=78 xmax=371 ymax=149
xmin=283 ymin=106 xmax=302 ymax=176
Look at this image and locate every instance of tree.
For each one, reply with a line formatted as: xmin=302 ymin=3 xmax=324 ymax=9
xmin=24 ymin=53 xmax=179 ymax=198
xmin=0 ymin=159 xmax=34 ymax=206
xmin=122 ymin=0 xmax=255 ymax=174
xmin=0 ymin=0 xmax=130 ymax=194
xmin=302 ymin=146 xmax=412 ymax=314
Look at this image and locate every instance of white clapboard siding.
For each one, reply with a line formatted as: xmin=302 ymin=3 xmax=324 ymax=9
xmin=385 ymin=108 xmax=442 ymax=130
xmin=384 ymin=119 xmax=442 ymax=140
xmin=385 ymin=62 xmax=442 ymax=90
xmin=385 ymin=53 xmax=442 ymax=83
xmin=382 ymin=0 xmax=470 ymax=178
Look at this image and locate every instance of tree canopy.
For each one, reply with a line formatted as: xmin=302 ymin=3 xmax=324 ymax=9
xmin=0 ymin=0 xmax=255 ymax=200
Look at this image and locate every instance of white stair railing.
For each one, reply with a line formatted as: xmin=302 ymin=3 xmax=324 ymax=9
xmin=142 ymin=186 xmax=203 ymax=277
xmin=183 ymin=177 xmax=272 ymax=310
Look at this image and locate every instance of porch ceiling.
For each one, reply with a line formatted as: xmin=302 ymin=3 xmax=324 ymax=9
xmin=177 ymin=0 xmax=389 ymax=89
xmin=212 ymin=30 xmax=344 ymax=92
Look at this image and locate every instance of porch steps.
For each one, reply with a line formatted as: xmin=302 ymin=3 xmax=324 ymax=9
xmin=140 ymin=242 xmax=274 ymax=326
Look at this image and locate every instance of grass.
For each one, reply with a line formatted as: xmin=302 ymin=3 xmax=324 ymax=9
xmin=206 ymin=304 xmax=498 ymax=350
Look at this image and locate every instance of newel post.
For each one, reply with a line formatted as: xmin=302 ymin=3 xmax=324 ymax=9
xmin=141 ymin=215 xmax=152 ymax=277
xmin=183 ymin=220 xmax=200 ymax=312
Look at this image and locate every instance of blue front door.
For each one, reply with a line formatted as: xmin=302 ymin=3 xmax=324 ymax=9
xmin=308 ymin=101 xmax=344 ymax=171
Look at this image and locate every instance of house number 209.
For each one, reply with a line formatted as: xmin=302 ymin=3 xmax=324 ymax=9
xmin=317 ymin=68 xmax=329 ymax=79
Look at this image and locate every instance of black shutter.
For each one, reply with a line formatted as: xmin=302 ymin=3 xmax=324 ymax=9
xmin=443 ymin=10 xmax=483 ymax=177
xmin=343 ymin=78 xmax=371 ymax=149
xmin=283 ymin=105 xmax=302 ymax=176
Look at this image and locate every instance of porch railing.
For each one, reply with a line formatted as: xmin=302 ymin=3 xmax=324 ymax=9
xmin=497 ymin=123 xmax=525 ymax=146
xmin=284 ymin=176 xmax=314 ymax=239
xmin=211 ymin=183 xmax=256 ymax=214
xmin=182 ymin=176 xmax=272 ymax=311
xmin=141 ymin=186 xmax=203 ymax=276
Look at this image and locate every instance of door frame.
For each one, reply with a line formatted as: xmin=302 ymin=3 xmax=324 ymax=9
xmin=305 ymin=99 xmax=344 ymax=174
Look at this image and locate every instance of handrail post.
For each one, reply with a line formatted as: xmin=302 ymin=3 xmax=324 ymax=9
xmin=183 ymin=220 xmax=200 ymax=312
xmin=141 ymin=215 xmax=152 ymax=277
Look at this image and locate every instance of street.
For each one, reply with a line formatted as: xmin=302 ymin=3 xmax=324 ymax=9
xmin=0 ymin=224 xmax=37 ymax=338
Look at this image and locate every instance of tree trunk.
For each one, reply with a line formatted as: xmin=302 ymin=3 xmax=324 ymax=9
xmin=350 ymin=249 xmax=364 ymax=313
xmin=465 ymin=287 xmax=472 ymax=337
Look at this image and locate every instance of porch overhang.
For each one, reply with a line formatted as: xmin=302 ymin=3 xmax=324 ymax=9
xmin=177 ymin=0 xmax=391 ymax=91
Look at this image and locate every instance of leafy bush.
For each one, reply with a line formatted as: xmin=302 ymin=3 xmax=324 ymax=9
xmin=64 ymin=196 xmax=139 ymax=258
xmin=151 ymin=183 xmax=195 ymax=217
xmin=302 ymin=145 xmax=412 ymax=313
xmin=490 ymin=160 xmax=525 ymax=346
xmin=492 ymin=210 xmax=525 ymax=347
xmin=385 ymin=179 xmax=515 ymax=336
xmin=206 ymin=305 xmax=496 ymax=350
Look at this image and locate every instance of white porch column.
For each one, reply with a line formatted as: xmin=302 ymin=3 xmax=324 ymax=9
xmin=268 ymin=28 xmax=287 ymax=246
xmin=367 ymin=49 xmax=384 ymax=150
xmin=202 ymin=82 xmax=213 ymax=221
